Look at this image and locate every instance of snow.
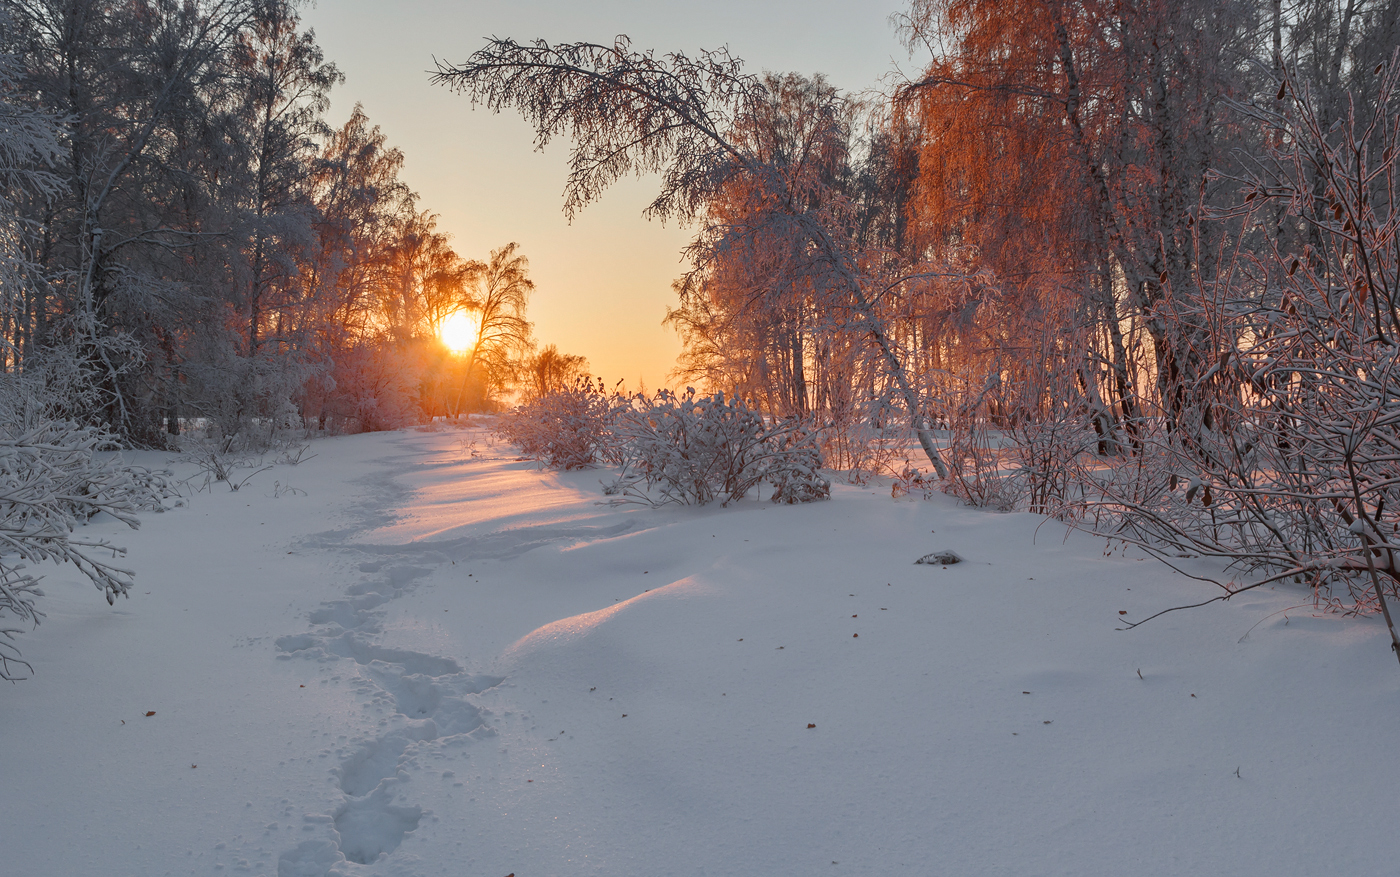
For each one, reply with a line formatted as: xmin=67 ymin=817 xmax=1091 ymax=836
xmin=3 ymin=425 xmax=1398 ymax=876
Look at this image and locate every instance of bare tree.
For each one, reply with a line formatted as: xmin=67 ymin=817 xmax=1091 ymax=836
xmin=452 ymin=241 xmax=532 ymax=415
xmin=521 ymin=344 xmax=589 ymax=403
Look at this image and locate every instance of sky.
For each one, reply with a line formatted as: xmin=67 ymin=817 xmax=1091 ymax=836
xmin=300 ymin=0 xmax=914 ymax=390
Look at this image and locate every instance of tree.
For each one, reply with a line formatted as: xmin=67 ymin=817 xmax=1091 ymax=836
xmin=668 ymin=72 xmax=855 ymax=421
xmin=0 ymin=18 xmax=63 ymax=375
xmin=433 ymin=37 xmax=950 ymax=475
xmin=894 ymin=0 xmax=1261 ymax=443
xmin=1099 ymin=56 xmax=1400 ymax=662
xmin=226 ymin=0 xmax=341 ymax=357
xmin=520 ymin=344 xmax=589 ymax=403
xmin=7 ymin=0 xmax=262 ymax=438
xmin=451 ymin=241 xmax=532 ymax=414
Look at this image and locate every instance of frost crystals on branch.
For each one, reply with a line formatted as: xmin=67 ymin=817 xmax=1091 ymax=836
xmin=0 ymin=413 xmax=172 ymax=680
xmin=1084 ymin=56 xmax=1400 ymax=664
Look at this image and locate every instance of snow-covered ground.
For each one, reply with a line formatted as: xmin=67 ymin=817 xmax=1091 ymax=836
xmin=4 ymin=425 xmax=1398 ymax=877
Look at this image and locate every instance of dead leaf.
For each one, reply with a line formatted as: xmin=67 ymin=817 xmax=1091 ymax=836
xmin=1119 ymin=610 xmax=1127 ymax=615
xmin=144 ymin=711 xmax=156 ymax=717
xmin=807 ymin=723 xmax=816 ymax=729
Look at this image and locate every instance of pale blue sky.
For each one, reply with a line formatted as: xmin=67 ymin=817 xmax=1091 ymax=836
xmin=302 ymin=0 xmax=912 ymax=388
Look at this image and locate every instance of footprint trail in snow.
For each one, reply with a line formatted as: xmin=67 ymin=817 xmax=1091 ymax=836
xmin=273 ymin=556 xmax=501 ymax=873
xmin=269 ymin=433 xmax=635 ymax=875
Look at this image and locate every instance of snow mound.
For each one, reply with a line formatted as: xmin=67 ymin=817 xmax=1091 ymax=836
xmin=504 ymin=575 xmax=718 ymax=662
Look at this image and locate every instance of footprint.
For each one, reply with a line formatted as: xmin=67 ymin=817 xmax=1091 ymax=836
xmin=276 ymin=839 xmax=345 ymax=876
xmin=277 ymin=456 xmax=561 ymax=871
xmin=337 ymin=723 xmax=440 ymax=797
xmin=333 ymin=787 xmax=422 ymax=864
xmin=274 ymin=634 xmax=319 ymax=655
xmin=385 ymin=565 xmax=435 ymax=588
xmin=367 ymin=665 xmax=501 ymax=734
xmin=306 ymin=593 xmax=389 ymax=629
xmin=339 ymin=639 xmax=464 ymax=676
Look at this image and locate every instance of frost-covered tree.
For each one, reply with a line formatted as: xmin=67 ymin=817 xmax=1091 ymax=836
xmin=432 ymin=38 xmax=950 ymax=476
xmin=0 ymin=13 xmax=62 ymax=376
xmin=1093 ymin=56 xmax=1400 ymax=662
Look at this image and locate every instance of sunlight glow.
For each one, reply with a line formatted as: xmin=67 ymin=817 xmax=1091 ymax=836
xmin=440 ymin=310 xmax=480 ymax=355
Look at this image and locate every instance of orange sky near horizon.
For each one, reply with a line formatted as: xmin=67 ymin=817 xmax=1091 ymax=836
xmin=302 ymin=0 xmax=911 ymax=391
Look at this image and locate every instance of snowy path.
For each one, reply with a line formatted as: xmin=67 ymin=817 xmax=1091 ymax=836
xmin=3 ymin=426 xmax=1398 ymax=877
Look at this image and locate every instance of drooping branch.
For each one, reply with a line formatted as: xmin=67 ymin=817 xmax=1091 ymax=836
xmin=432 ymin=36 xmax=756 ymax=222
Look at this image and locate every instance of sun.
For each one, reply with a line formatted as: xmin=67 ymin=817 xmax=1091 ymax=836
xmin=439 ymin=310 xmax=480 ymax=355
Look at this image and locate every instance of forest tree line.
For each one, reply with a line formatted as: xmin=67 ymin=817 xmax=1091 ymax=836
xmin=0 ymin=0 xmax=586 ymax=445
xmin=4 ymin=0 xmax=1394 ymax=456
xmin=658 ymin=0 xmax=1398 ymax=457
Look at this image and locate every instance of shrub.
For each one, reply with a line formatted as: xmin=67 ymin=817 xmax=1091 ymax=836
xmin=606 ymin=389 xmax=829 ymax=506
xmin=494 ymin=377 xmax=625 ymax=469
xmin=499 ymin=384 xmax=831 ymax=506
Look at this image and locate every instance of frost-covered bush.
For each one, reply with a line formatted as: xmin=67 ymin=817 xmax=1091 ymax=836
xmin=606 ymin=389 xmax=829 ymax=506
xmin=499 ymin=384 xmax=830 ymax=506
xmin=0 ymin=403 xmax=172 ymax=679
xmin=1064 ymin=68 xmax=1400 ymax=651
xmin=494 ymin=377 xmax=625 ymax=469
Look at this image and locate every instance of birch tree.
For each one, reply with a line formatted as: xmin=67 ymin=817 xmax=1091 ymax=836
xmin=895 ymin=0 xmax=1259 ymax=441
xmin=432 ymin=38 xmax=950 ymax=475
